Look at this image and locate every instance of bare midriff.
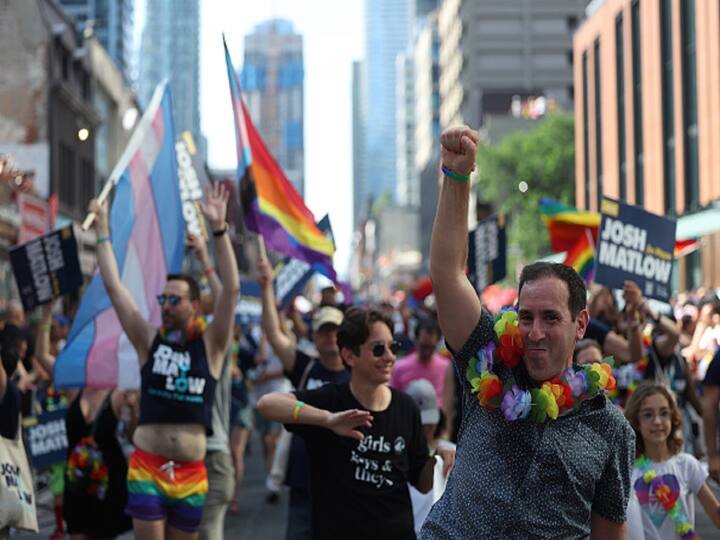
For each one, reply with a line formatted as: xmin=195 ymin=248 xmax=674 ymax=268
xmin=133 ymin=423 xmax=207 ymax=462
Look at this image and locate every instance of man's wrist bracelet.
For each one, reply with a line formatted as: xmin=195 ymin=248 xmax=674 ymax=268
xmin=96 ymin=235 xmax=110 ymax=245
xmin=292 ymin=401 xmax=305 ymax=421
xmin=441 ymin=164 xmax=471 ymax=182
xmin=212 ymin=223 xmax=229 ymax=237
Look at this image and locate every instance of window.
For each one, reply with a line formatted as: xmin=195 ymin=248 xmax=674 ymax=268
xmin=58 ymin=143 xmax=76 ymax=209
xmin=631 ymin=0 xmax=644 ymax=205
xmin=661 ymin=0 xmax=676 ymax=215
xmin=582 ymin=51 xmax=590 ymax=210
xmin=80 ymin=159 xmax=95 ymax=205
xmin=682 ymin=0 xmax=699 ymax=210
xmin=594 ymin=39 xmax=603 ymax=210
xmin=685 ymin=250 xmax=701 ymax=290
xmin=616 ymin=13 xmax=627 ymax=201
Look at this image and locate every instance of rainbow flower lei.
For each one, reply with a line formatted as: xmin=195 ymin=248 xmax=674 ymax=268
xmin=466 ymin=310 xmax=617 ymax=423
xmin=159 ymin=316 xmax=208 ymax=345
xmin=66 ymin=436 xmax=109 ymax=500
xmin=635 ymin=455 xmax=698 ymax=540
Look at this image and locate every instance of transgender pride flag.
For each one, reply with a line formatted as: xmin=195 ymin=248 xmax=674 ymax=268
xmin=54 ymin=83 xmax=185 ymax=389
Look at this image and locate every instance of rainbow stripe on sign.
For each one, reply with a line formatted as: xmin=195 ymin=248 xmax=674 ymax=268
xmin=54 ymin=83 xmax=185 ymax=389
xmin=224 ymin=37 xmax=334 ymax=266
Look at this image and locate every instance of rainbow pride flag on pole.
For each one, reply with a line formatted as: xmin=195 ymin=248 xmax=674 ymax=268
xmin=223 ymin=38 xmax=335 ymax=265
xmin=54 ymin=83 xmax=185 ymax=389
xmin=539 ymin=198 xmax=600 ymax=253
xmin=564 ymin=229 xmax=596 ymax=283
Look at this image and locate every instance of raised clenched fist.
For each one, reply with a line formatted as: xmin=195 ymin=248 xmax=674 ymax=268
xmin=440 ymin=126 xmax=480 ymax=178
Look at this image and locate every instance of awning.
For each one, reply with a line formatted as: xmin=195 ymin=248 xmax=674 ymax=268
xmin=676 ymin=201 xmax=720 ymax=240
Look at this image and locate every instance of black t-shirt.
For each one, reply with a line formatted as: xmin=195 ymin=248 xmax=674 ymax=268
xmin=286 ymin=383 xmax=429 ymax=540
xmin=0 ymin=380 xmax=20 ymax=439
xmin=704 ymin=349 xmax=720 ymax=386
xmin=285 ymin=350 xmax=350 ymax=490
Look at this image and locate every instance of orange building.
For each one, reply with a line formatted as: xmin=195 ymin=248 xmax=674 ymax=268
xmin=574 ymin=0 xmax=720 ymax=289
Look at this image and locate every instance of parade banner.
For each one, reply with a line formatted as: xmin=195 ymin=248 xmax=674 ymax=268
xmin=235 ymin=281 xmax=262 ymax=326
xmin=176 ymin=131 xmax=209 ymax=237
xmin=274 ymin=257 xmax=312 ymax=310
xmin=595 ymin=197 xmax=676 ymax=302
xmin=9 ymin=226 xmax=83 ymax=311
xmin=21 ymin=410 xmax=68 ymax=468
xmin=55 ymin=83 xmax=185 ymax=389
xmin=467 ymin=214 xmax=507 ymax=293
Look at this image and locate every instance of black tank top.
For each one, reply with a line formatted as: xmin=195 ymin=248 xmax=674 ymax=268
xmin=138 ymin=333 xmax=217 ymax=434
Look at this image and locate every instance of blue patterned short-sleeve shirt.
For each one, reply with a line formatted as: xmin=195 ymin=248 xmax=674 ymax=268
xmin=420 ymin=309 xmax=635 ymax=539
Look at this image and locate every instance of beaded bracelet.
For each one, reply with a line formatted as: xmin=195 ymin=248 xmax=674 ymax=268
xmin=292 ymin=401 xmax=305 ymax=421
xmin=441 ymin=164 xmax=471 ymax=182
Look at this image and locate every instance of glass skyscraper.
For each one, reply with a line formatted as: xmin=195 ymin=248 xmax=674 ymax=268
xmin=138 ymin=0 xmax=202 ymax=155
xmin=241 ymin=19 xmax=305 ymax=197
xmin=365 ymin=0 xmax=412 ymax=202
xmin=58 ymin=0 xmax=134 ymax=82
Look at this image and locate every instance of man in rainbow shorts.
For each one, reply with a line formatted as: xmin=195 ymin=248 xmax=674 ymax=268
xmin=89 ymin=182 xmax=239 ymax=539
xmin=421 ymin=126 xmax=635 ymax=539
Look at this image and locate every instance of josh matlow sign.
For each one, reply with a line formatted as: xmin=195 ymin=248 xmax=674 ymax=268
xmin=9 ymin=225 xmax=83 ymax=311
xmin=595 ymin=198 xmax=676 ymax=302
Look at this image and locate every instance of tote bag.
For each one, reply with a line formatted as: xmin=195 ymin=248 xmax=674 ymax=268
xmin=0 ymin=415 xmax=38 ymax=532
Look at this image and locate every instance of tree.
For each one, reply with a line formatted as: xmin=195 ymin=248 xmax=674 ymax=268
xmin=475 ymin=113 xmax=575 ymax=266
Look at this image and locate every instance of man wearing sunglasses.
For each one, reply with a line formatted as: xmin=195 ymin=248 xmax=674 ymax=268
xmin=88 ymin=182 xmax=239 ymax=540
xmin=258 ymin=306 xmax=441 ymax=540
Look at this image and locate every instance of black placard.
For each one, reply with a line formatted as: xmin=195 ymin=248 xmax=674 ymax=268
xmin=10 ymin=225 xmax=83 ymax=311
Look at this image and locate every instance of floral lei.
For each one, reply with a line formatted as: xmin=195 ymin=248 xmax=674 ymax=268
xmin=66 ymin=436 xmax=109 ymax=500
xmin=635 ymin=455 xmax=698 ymax=539
xmin=159 ymin=317 xmax=207 ymax=345
xmin=466 ymin=309 xmax=617 ymax=423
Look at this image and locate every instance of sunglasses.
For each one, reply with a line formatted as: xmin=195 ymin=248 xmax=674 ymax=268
xmin=157 ymin=294 xmax=182 ymax=307
xmin=371 ymin=341 xmax=401 ymax=357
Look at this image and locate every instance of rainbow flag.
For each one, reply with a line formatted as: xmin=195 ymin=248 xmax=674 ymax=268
xmin=564 ymin=230 xmax=595 ymax=283
xmin=54 ymin=83 xmax=185 ymax=388
xmin=539 ymin=198 xmax=600 ymax=253
xmin=223 ymin=38 xmax=335 ymax=265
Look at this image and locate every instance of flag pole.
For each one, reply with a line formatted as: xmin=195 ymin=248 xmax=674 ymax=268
xmin=80 ymin=80 xmax=169 ymax=231
xmin=257 ymin=234 xmax=267 ymax=260
xmin=81 ymin=178 xmax=114 ymax=231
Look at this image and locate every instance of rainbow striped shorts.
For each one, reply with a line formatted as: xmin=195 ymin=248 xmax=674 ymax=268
xmin=125 ymin=447 xmax=208 ymax=532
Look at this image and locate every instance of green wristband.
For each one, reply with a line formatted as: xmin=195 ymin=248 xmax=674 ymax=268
xmin=441 ymin=164 xmax=471 ymax=182
xmin=96 ymin=235 xmax=110 ymax=245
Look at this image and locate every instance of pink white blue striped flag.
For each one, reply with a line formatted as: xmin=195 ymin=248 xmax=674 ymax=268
xmin=54 ymin=83 xmax=186 ymax=389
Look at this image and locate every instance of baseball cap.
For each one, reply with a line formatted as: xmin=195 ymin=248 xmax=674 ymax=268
xmin=313 ymin=306 xmax=344 ymax=331
xmin=406 ymin=378 xmax=440 ymax=425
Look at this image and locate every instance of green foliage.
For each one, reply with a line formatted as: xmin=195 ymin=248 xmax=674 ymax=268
xmin=475 ymin=113 xmax=576 ymax=266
